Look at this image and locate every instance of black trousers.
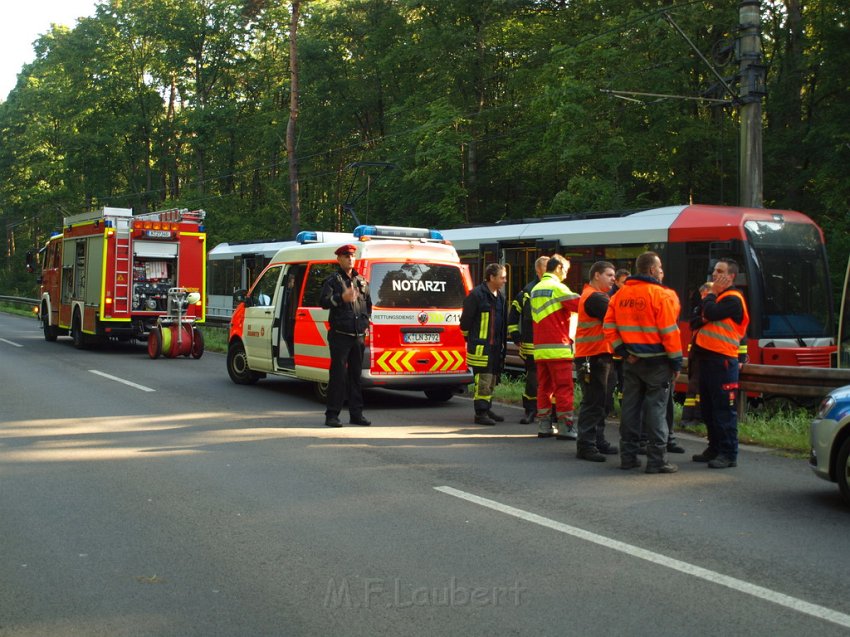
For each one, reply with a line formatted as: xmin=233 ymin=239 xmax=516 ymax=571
xmin=326 ymin=331 xmax=365 ymax=419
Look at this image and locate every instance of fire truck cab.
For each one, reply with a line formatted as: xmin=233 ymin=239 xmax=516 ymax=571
xmin=227 ymin=225 xmax=473 ymax=401
xmin=34 ymin=206 xmax=206 ymax=347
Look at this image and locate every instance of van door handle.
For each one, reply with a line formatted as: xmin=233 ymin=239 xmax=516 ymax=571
xmin=297 ymin=311 xmax=308 ymax=318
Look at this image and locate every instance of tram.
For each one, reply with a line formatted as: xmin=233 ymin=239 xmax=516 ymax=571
xmin=207 ymin=238 xmax=293 ymax=318
xmin=441 ymin=204 xmax=835 ymax=368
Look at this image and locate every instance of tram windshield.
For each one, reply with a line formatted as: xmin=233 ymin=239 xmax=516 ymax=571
xmin=744 ymin=220 xmax=832 ymax=339
xmin=370 ymin=262 xmax=467 ymax=308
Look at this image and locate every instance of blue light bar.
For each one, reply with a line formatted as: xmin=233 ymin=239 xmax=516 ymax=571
xmin=353 ymin=225 xmax=443 ymax=240
xmin=296 ymin=231 xmax=318 ymax=244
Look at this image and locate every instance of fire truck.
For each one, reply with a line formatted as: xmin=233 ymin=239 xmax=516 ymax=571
xmin=31 ymin=206 xmax=207 ymax=348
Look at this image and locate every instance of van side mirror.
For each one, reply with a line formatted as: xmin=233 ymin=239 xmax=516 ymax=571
xmin=233 ymin=289 xmax=248 ymax=308
xmin=25 ymin=250 xmax=35 ymax=274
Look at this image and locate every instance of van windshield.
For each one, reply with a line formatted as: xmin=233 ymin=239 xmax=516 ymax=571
xmin=370 ymin=262 xmax=466 ymax=309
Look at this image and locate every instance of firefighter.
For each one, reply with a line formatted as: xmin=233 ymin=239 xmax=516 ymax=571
xmin=530 ymin=254 xmax=581 ymax=439
xmin=460 ymin=263 xmax=508 ymax=425
xmin=319 ymin=244 xmax=373 ymax=427
xmin=691 ymin=258 xmax=750 ymax=469
xmin=574 ymin=260 xmax=619 ymax=461
xmin=507 ymin=255 xmax=550 ymax=424
xmin=603 ymin=251 xmax=683 ymax=473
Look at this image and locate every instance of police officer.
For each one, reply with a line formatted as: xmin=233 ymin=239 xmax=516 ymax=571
xmin=319 ymin=244 xmax=373 ymax=427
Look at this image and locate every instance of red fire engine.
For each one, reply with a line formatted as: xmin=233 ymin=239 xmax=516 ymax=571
xmin=32 ymin=206 xmax=207 ymax=348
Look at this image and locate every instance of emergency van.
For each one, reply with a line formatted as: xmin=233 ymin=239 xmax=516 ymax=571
xmin=31 ymin=206 xmax=206 ymax=347
xmin=226 ymin=225 xmax=473 ymax=401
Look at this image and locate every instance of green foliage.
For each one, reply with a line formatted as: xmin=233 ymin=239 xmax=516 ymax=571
xmin=0 ymin=0 xmax=847 ymax=265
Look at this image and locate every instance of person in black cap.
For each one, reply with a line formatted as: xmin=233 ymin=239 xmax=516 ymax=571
xmin=319 ymin=244 xmax=372 ymax=427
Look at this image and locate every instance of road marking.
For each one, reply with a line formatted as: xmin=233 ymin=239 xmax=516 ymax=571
xmin=88 ymin=370 xmax=155 ymax=393
xmin=0 ymin=337 xmax=23 ymax=347
xmin=435 ymin=486 xmax=850 ymax=630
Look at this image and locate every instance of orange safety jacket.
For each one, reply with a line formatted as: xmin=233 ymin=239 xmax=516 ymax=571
xmin=695 ymin=289 xmax=749 ymax=358
xmin=603 ymin=277 xmax=683 ymax=369
xmin=574 ymin=284 xmax=613 ymax=357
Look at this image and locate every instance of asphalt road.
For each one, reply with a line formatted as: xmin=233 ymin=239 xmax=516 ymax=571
xmin=1 ymin=312 xmax=849 ymax=636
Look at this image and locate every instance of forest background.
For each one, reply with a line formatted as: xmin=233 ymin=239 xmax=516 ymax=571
xmin=1 ymin=0 xmax=848 ymax=299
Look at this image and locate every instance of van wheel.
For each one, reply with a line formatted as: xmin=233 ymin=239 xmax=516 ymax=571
xmin=227 ymin=341 xmax=260 ymax=385
xmin=313 ymin=382 xmax=329 ymax=402
xmin=71 ymin=314 xmax=86 ymax=349
xmin=837 ymin=437 xmax=850 ymax=507
xmin=424 ymin=389 xmax=455 ymax=402
xmin=42 ymin=308 xmax=58 ymax=342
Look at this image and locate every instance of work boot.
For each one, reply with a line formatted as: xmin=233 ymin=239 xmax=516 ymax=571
xmin=645 ymin=462 xmax=679 ymax=474
xmin=708 ymin=456 xmax=737 ymax=469
xmin=486 ymin=410 xmax=505 ymax=423
xmin=556 ymin=420 xmax=577 ymax=440
xmin=537 ymin=417 xmax=556 ymax=438
xmin=667 ymin=442 xmax=686 ymax=454
xmin=474 ymin=412 xmax=496 ymax=426
xmin=577 ymin=447 xmax=606 ymax=462
xmin=325 ymin=416 xmax=342 ymax=428
xmin=692 ymin=448 xmax=718 ymax=463
xmin=620 ymin=457 xmax=642 ymax=470
xmin=349 ymin=415 xmax=371 ymax=426
xmin=519 ymin=409 xmax=537 ymax=424
xmin=597 ymin=441 xmax=619 ymax=455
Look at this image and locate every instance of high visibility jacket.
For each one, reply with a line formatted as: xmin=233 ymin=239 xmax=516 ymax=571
xmin=530 ymin=272 xmax=580 ymax=361
xmin=460 ymin=281 xmax=507 ymax=371
xmin=508 ymin=277 xmax=539 ymax=357
xmin=575 ymin=284 xmax=613 ymax=357
xmin=695 ymin=289 xmax=749 ymax=358
xmin=603 ymin=276 xmax=683 ymax=369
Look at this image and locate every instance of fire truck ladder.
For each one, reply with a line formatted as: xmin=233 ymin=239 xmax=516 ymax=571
xmin=113 ymin=229 xmax=132 ymax=314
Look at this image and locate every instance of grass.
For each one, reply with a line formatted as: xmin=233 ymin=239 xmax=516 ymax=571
xmin=494 ymin=372 xmax=812 ymax=456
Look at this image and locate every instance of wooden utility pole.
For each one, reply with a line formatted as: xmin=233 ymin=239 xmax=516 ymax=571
xmin=286 ymin=0 xmax=302 ymax=236
xmin=738 ymin=0 xmax=765 ymax=208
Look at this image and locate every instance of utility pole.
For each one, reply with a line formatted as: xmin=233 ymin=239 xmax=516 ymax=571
xmin=738 ymin=0 xmax=766 ymax=208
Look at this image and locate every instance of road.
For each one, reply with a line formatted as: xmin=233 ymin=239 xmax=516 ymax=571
xmin=1 ymin=312 xmax=849 ymax=636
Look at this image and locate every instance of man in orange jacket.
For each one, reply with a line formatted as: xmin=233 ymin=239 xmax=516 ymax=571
xmin=691 ymin=258 xmax=750 ymax=468
xmin=604 ymin=251 xmax=683 ymax=473
xmin=574 ymin=260 xmax=618 ymax=461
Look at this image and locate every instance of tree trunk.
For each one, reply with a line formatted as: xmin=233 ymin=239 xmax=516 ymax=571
xmin=287 ymin=0 xmax=302 ymax=237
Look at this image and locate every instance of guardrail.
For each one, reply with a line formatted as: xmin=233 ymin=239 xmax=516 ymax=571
xmin=0 ymin=295 xmax=39 ymax=309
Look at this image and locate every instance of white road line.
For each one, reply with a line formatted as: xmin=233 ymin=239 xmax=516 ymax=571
xmin=435 ymin=485 xmax=850 ymax=630
xmin=88 ymin=370 xmax=156 ymax=393
xmin=0 ymin=337 xmax=23 ymax=347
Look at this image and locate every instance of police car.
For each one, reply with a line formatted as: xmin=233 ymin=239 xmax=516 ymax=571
xmin=810 ymin=384 xmax=850 ymax=506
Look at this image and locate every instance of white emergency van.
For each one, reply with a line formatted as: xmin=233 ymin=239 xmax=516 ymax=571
xmin=226 ymin=225 xmax=473 ymax=401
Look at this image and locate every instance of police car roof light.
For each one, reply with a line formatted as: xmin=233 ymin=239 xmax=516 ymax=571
xmin=353 ymin=225 xmax=443 ymax=241
xmin=296 ymin=231 xmax=319 ymax=244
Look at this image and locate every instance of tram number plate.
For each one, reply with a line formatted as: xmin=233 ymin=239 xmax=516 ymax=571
xmin=404 ymin=332 xmax=439 ymax=344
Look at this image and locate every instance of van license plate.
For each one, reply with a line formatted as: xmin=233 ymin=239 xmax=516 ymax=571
xmin=404 ymin=332 xmax=439 ymax=344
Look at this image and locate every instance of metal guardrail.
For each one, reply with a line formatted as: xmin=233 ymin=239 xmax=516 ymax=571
xmin=4 ymin=297 xmax=850 ymax=400
xmin=0 ymin=295 xmax=38 ymax=310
